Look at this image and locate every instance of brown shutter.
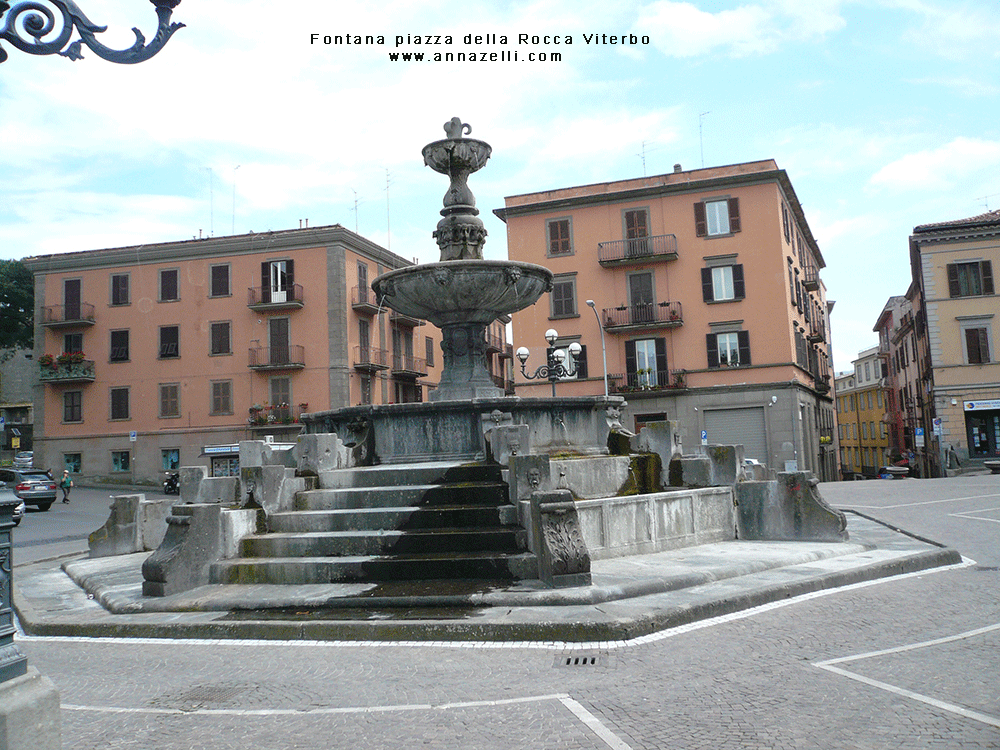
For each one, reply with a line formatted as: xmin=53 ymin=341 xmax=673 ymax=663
xmin=737 ymin=330 xmax=751 ymax=366
xmin=732 ymin=264 xmax=745 ymax=299
xmin=701 ymin=267 xmax=714 ymax=302
xmin=728 ymin=198 xmax=741 ymax=233
xmin=261 ymin=262 xmax=271 ymax=303
xmin=694 ymin=202 xmax=707 ymax=236
xmin=706 ymin=334 xmax=719 ymax=368
xmin=655 ymin=338 xmax=668 ymax=385
xmin=947 ymin=263 xmax=960 ymax=297
xmin=982 ymin=260 xmax=994 ymax=295
xmin=575 ymin=345 xmax=588 ymax=379
xmin=625 ymin=340 xmax=637 ymax=386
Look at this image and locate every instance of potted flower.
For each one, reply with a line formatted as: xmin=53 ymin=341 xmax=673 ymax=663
xmin=56 ymin=352 xmax=74 ymax=366
xmin=38 ymin=353 xmax=55 ymax=368
xmin=70 ymin=351 xmax=86 ymax=364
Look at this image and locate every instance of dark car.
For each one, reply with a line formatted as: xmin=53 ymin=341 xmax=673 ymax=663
xmin=1 ymin=481 xmax=25 ymax=525
xmin=0 ymin=468 xmax=57 ymax=511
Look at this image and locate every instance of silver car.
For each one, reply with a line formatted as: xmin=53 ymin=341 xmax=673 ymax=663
xmin=0 ymin=468 xmax=57 ymax=511
xmin=12 ymin=451 xmax=33 ymax=469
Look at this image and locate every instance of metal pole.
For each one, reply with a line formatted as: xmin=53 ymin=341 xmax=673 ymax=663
xmin=586 ymin=300 xmax=608 ymax=397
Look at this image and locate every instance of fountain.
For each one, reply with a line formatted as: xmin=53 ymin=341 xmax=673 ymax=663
xmin=305 ymin=119 xmax=626 ymax=464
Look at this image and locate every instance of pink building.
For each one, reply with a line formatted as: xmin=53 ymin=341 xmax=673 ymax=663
xmin=23 ymin=225 xmax=509 ymax=485
xmin=497 ymin=160 xmax=837 ymax=480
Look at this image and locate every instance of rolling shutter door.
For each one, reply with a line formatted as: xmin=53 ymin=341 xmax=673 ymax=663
xmin=703 ymin=407 xmax=767 ymax=463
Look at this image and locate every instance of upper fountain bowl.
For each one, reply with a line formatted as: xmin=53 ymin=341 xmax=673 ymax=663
xmin=372 ymin=260 xmax=553 ymax=327
xmin=422 ymin=138 xmax=492 ymax=176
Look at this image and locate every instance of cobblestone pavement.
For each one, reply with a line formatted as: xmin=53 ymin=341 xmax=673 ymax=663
xmin=16 ymin=476 xmax=1000 ymax=749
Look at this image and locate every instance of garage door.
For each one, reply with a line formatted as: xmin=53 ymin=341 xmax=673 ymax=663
xmin=703 ymin=407 xmax=767 ymax=463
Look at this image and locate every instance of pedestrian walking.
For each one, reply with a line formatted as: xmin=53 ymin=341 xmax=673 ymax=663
xmin=60 ymin=469 xmax=73 ymax=503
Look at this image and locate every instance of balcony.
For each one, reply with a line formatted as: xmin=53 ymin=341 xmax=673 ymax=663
xmin=39 ymin=358 xmax=96 ymax=384
xmin=248 ymin=345 xmax=305 ymax=370
xmin=351 ymin=285 xmax=381 ymax=315
xmin=248 ymin=403 xmax=305 ymax=429
xmin=392 ymin=353 xmax=429 ymax=378
xmin=802 ymin=265 xmax=820 ymax=291
xmin=485 ymin=330 xmax=505 ymax=354
xmin=353 ymin=346 xmax=390 ymax=372
xmin=247 ymin=284 xmax=305 ymax=311
xmin=41 ymin=303 xmax=95 ymax=328
xmin=608 ymin=369 xmax=686 ymax=394
xmin=602 ymin=301 xmax=683 ymax=332
xmin=491 ymin=374 xmax=515 ymax=395
xmin=807 ymin=326 xmax=826 ymax=344
xmin=598 ymin=234 xmax=678 ymax=267
xmin=390 ymin=310 xmax=424 ymax=327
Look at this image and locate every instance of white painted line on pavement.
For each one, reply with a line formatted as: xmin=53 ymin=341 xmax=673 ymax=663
xmin=850 ymin=492 xmax=1000 ymax=510
xmin=949 ymin=506 xmax=1000 ymax=524
xmin=61 ymin=691 xmax=635 ymax=748
xmin=813 ymin=623 xmax=1000 ymax=730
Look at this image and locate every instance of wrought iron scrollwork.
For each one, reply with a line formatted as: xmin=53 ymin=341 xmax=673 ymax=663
xmin=0 ymin=0 xmax=184 ymax=65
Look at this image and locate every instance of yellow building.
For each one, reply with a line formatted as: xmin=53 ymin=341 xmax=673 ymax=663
xmin=835 ymin=347 xmax=891 ymax=479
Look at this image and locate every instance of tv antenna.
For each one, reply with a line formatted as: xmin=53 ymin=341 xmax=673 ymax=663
xmin=699 ymin=111 xmax=710 ymax=168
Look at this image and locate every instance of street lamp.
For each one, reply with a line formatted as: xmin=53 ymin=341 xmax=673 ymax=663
xmin=586 ymin=300 xmax=608 ymax=397
xmin=516 ymin=328 xmax=581 ymax=397
xmin=0 ymin=1 xmax=185 ymax=65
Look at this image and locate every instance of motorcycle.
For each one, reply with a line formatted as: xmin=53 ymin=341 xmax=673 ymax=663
xmin=163 ymin=471 xmax=180 ymax=495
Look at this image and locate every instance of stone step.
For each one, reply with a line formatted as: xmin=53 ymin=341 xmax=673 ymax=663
xmin=269 ymin=504 xmax=519 ymax=533
xmin=240 ymin=528 xmax=527 ymax=558
xmin=211 ymin=551 xmax=539 ymax=584
xmin=320 ymin=461 xmax=503 ymax=489
xmin=294 ymin=482 xmax=509 ymax=511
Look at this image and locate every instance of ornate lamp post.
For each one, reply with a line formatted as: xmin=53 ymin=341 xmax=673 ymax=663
xmin=516 ymin=328 xmax=582 ymax=397
xmin=0 ymin=0 xmax=184 ymax=64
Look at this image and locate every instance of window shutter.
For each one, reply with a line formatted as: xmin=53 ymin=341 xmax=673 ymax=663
xmin=654 ymin=338 xmax=668 ymax=385
xmin=694 ymin=202 xmax=707 ymax=237
xmin=982 ymin=260 xmax=994 ymax=295
xmin=285 ymin=259 xmax=295 ymax=287
xmin=727 ymin=198 xmax=741 ymax=233
xmin=947 ymin=263 xmax=960 ymax=297
xmin=732 ymin=264 xmax=745 ymax=299
xmin=706 ymin=334 xmax=719 ymax=368
xmin=576 ymin=345 xmax=588 ymax=379
xmin=261 ymin=262 xmax=271 ymax=303
xmin=625 ymin=340 xmax=637 ymax=384
xmin=737 ymin=330 xmax=751 ymax=366
xmin=701 ymin=267 xmax=714 ymax=302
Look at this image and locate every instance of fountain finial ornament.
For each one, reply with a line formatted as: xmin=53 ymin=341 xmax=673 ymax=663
xmin=444 ymin=117 xmax=472 ymax=139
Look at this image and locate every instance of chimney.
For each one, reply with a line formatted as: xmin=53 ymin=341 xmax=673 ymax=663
xmin=673 ymin=163 xmax=683 ymax=173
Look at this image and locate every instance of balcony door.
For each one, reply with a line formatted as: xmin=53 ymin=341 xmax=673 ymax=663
xmin=262 ymin=260 xmax=293 ymax=304
xmin=269 ymin=318 xmax=290 ymax=365
xmin=628 ymin=272 xmax=654 ymax=324
xmin=64 ymin=278 xmax=81 ymax=321
xmin=624 ymin=209 xmax=649 ymax=257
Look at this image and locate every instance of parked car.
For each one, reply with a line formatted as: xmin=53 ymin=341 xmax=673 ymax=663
xmin=0 ymin=468 xmax=57 ymax=511
xmin=1 ymin=481 xmax=25 ymax=525
xmin=12 ymin=450 xmax=33 ymax=469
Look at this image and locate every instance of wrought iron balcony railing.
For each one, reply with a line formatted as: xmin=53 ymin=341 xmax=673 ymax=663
xmin=602 ymin=301 xmax=683 ymax=331
xmin=247 ymin=284 xmax=305 ymax=310
xmin=598 ymin=234 xmax=678 ymax=266
xmin=41 ymin=303 xmax=96 ymax=327
xmin=248 ymin=345 xmax=305 ymax=370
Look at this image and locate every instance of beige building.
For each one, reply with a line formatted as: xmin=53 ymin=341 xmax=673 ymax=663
xmin=910 ymin=209 xmax=1000 ymax=469
xmin=23 ymin=225 xmax=513 ymax=485
xmin=496 ymin=160 xmax=837 ymax=480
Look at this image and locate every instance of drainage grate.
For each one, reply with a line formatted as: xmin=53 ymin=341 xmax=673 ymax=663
xmin=553 ymin=650 xmax=610 ymax=668
xmin=974 ymin=566 xmax=1000 ymax=572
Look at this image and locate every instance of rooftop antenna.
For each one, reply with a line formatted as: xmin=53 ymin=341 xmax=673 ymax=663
xmin=977 ymin=192 xmax=999 ymax=212
xmin=638 ymin=140 xmax=648 ymax=177
xmin=384 ymin=168 xmax=394 ymax=250
xmin=232 ymin=165 xmax=240 ymax=235
xmin=351 ymin=188 xmax=359 ymax=233
xmin=205 ymin=167 xmax=214 ymax=236
xmin=699 ymin=111 xmax=710 ymax=168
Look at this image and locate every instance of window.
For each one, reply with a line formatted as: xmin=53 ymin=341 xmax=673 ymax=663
xmin=210 ymin=264 xmax=231 ymax=297
xmin=550 ymin=275 xmax=577 ymax=318
xmin=64 ymin=453 xmax=82 ymax=473
xmin=695 ymin=198 xmax=741 ymax=237
xmin=947 ymin=261 xmax=994 ymax=298
xmin=112 ymin=451 xmax=131 ymax=472
xmin=210 ymin=321 xmax=231 ymax=356
xmin=63 ymin=332 xmax=83 ymax=355
xmin=110 ymin=330 xmax=129 ymax=362
xmin=426 ymin=336 xmax=435 ymax=367
xmin=110 ymin=273 xmax=129 ymax=306
xmin=706 ymin=330 xmax=751 ymax=368
xmin=211 ymin=380 xmax=232 ymax=415
xmin=624 ymin=209 xmax=649 ymax=256
xmin=110 ymin=387 xmax=130 ymax=420
xmin=625 ymin=338 xmax=666 ymax=388
xmin=701 ymin=264 xmax=745 ymax=302
xmin=262 ymin=259 xmax=294 ymax=303
xmin=964 ymin=326 xmax=992 ymax=364
xmin=270 ymin=376 xmax=291 ymax=408
xmin=162 ymin=449 xmax=179 ymax=470
xmin=63 ymin=391 xmax=82 ymax=423
xmin=159 ymin=326 xmax=179 ymax=359
xmin=160 ymin=383 xmax=180 ymax=418
xmin=159 ymin=269 xmax=179 ymax=302
xmin=63 ymin=278 xmax=82 ymax=320
xmin=547 ymin=218 xmax=572 ymax=256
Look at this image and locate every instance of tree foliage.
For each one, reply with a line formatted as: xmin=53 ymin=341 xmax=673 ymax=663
xmin=0 ymin=259 xmax=34 ymax=352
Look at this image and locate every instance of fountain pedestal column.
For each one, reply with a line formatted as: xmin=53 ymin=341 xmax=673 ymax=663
xmin=435 ymin=322 xmax=501 ymax=401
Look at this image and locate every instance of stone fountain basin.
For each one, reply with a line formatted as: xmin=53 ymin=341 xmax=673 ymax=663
xmin=422 ymin=138 xmax=492 ymax=174
xmin=372 ymin=260 xmax=553 ymax=327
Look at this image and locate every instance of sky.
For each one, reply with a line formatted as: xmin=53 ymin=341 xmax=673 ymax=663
xmin=1 ymin=0 xmax=998 ymax=372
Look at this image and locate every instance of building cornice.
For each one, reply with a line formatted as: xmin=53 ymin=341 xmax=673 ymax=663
xmin=22 ymin=224 xmax=413 ymax=274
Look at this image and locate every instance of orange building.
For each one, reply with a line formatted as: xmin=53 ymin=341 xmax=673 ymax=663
xmin=497 ymin=160 xmax=837 ymax=480
xmin=23 ymin=225 xmax=512 ymax=485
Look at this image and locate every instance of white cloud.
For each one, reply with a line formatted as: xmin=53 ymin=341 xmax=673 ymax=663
xmin=635 ymin=0 xmax=845 ymax=58
xmin=869 ymin=137 xmax=1000 ymax=192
